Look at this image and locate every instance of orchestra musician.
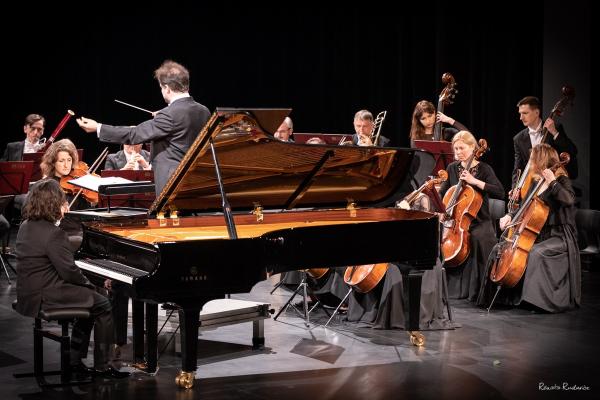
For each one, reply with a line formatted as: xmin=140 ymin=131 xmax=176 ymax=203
xmin=480 ymin=144 xmax=580 ymax=312
xmin=1 ymin=114 xmax=46 ymax=161
xmin=511 ymin=96 xmax=578 ymax=188
xmin=40 ymin=139 xmax=94 ymax=251
xmin=104 ymin=144 xmax=151 ymax=170
xmin=274 ymin=117 xmax=294 ymax=142
xmin=439 ymin=131 xmax=504 ymax=301
xmin=76 ymin=60 xmax=211 ymax=196
xmin=14 ymin=179 xmax=129 ymax=379
xmin=409 ymin=100 xmax=467 ymax=147
xmin=350 ymin=109 xmax=390 ymax=147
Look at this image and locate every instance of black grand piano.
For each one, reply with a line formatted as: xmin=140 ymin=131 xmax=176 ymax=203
xmin=71 ymin=108 xmax=440 ymax=388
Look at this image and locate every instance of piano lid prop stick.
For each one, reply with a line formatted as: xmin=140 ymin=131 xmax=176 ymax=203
xmin=114 ymin=99 xmax=154 ymax=115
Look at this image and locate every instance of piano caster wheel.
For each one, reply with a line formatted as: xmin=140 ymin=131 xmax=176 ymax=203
xmin=408 ymin=331 xmax=425 ymax=347
xmin=175 ymin=371 xmax=195 ymax=389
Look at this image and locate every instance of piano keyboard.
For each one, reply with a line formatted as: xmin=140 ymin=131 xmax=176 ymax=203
xmin=75 ymin=258 xmax=148 ymax=284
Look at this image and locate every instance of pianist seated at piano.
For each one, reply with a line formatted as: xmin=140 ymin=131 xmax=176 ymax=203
xmin=104 ymin=144 xmax=151 ymax=171
xmin=40 ymin=139 xmax=95 ymax=251
xmin=1 ymin=113 xmax=46 ymax=161
xmin=15 ymin=179 xmax=130 ymax=379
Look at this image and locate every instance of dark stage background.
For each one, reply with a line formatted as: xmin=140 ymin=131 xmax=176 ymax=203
xmin=2 ymin=2 xmax=592 ymax=207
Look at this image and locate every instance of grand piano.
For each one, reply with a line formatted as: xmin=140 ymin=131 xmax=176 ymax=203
xmin=71 ymin=108 xmax=440 ymax=388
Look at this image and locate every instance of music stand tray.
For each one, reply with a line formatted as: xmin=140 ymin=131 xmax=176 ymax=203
xmin=413 ymin=140 xmax=454 ymax=174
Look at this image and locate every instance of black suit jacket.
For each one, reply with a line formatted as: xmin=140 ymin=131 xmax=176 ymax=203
xmin=104 ymin=149 xmax=151 ymax=170
xmin=99 ymin=96 xmax=210 ymax=195
xmin=15 ymin=219 xmax=95 ymax=318
xmin=512 ymin=123 xmax=578 ymax=185
xmin=0 ymin=141 xmax=24 ymax=161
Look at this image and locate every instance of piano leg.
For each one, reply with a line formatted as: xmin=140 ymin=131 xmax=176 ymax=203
xmin=401 ymin=268 xmax=426 ymax=346
xmin=176 ymin=306 xmax=201 ymax=389
xmin=132 ymin=300 xmax=144 ymax=365
xmin=131 ymin=300 xmax=158 ymax=374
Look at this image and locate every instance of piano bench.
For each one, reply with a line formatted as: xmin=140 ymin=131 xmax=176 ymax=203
xmin=12 ymin=301 xmax=93 ymax=388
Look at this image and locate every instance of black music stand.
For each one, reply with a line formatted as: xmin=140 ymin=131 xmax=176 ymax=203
xmin=0 ymin=161 xmax=33 ymax=284
xmin=273 ymin=271 xmax=328 ymax=327
xmin=99 ymin=170 xmax=156 ymax=209
xmin=413 ymin=140 xmax=454 ymax=174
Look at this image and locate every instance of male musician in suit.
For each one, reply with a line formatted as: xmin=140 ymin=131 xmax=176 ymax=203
xmin=274 ymin=117 xmax=294 ymax=142
xmin=15 ymin=179 xmax=130 ymax=378
xmin=104 ymin=144 xmax=151 ymax=170
xmin=77 ymin=60 xmax=211 ymax=196
xmin=350 ymin=109 xmax=390 ymax=147
xmin=512 ymin=96 xmax=578 ymax=186
xmin=1 ymin=114 xmax=46 ymax=161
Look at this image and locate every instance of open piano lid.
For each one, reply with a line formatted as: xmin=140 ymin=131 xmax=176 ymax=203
xmin=149 ymin=108 xmax=417 ymax=216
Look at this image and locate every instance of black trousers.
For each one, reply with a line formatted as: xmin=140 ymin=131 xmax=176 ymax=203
xmin=70 ymin=291 xmax=114 ymax=369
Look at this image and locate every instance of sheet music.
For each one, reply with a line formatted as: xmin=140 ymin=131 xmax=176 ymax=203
xmin=68 ymin=175 xmax=134 ymax=192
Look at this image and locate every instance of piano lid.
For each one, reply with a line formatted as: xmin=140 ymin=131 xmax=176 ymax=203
xmin=149 ymin=108 xmax=417 ymax=216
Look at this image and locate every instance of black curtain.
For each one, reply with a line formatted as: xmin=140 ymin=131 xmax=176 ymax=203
xmin=3 ymin=2 xmax=590 ymax=201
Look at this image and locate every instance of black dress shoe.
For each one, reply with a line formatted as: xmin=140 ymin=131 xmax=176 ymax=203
xmin=70 ymin=362 xmax=96 ymax=376
xmin=96 ymin=366 xmax=131 ymax=379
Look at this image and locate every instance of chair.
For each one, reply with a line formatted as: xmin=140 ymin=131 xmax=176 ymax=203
xmin=575 ymin=209 xmax=600 ymax=270
xmin=13 ymin=301 xmax=93 ymax=388
xmin=488 ymin=199 xmax=506 ymax=237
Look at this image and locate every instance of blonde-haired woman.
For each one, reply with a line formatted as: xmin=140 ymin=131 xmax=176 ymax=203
xmin=438 ymin=131 xmax=505 ymax=301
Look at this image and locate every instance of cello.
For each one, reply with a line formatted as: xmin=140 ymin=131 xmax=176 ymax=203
xmin=441 ymin=139 xmax=489 ymax=267
xmin=396 ymin=170 xmax=448 ymax=210
xmin=490 ymin=152 xmax=570 ymax=288
xmin=433 ymin=73 xmax=458 ymax=141
xmin=507 ymin=87 xmax=575 ymax=212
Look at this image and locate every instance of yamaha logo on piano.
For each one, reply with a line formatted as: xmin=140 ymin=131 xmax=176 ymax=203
xmin=181 ymin=266 xmax=208 ymax=282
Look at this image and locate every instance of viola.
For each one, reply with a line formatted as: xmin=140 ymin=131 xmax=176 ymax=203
xmin=303 ymin=268 xmax=329 ymax=280
xmin=60 ymin=161 xmax=99 ymax=204
xmin=441 ymin=139 xmax=489 ymax=267
xmin=490 ymin=152 xmax=570 ymax=287
xmin=507 ymin=86 xmax=575 ymax=212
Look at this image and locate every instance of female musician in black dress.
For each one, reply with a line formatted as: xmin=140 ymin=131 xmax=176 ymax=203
xmin=484 ymin=144 xmax=580 ymax=312
xmin=439 ymin=131 xmax=505 ymax=301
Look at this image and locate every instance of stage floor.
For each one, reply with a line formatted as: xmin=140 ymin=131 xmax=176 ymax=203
xmin=1 ymin=256 xmax=598 ymax=399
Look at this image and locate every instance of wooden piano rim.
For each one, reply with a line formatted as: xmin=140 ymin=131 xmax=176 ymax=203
xmin=88 ymin=208 xmax=433 ymax=244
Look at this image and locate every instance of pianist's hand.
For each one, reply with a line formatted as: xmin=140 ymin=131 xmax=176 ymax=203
xmin=104 ymin=279 xmax=112 ymax=291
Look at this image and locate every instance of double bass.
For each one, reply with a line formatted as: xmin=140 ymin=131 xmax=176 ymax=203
xmin=490 ymin=152 xmax=570 ymax=287
xmin=433 ymin=73 xmax=458 ymax=141
xmin=507 ymin=87 xmax=575 ymax=212
xmin=441 ymin=139 xmax=489 ymax=267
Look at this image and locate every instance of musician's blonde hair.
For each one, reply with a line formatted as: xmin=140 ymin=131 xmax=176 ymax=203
xmin=451 ymin=130 xmax=477 ymax=148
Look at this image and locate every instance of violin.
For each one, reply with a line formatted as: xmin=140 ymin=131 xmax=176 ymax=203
xmin=59 ymin=147 xmax=109 ymax=207
xmin=60 ymin=161 xmax=99 ymax=204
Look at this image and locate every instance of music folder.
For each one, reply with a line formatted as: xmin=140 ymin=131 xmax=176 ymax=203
xmin=98 ymin=170 xmax=156 ymax=208
xmin=0 ymin=161 xmax=34 ymax=195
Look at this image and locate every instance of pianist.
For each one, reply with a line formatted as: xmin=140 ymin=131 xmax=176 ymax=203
xmin=14 ymin=179 xmax=130 ymax=379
